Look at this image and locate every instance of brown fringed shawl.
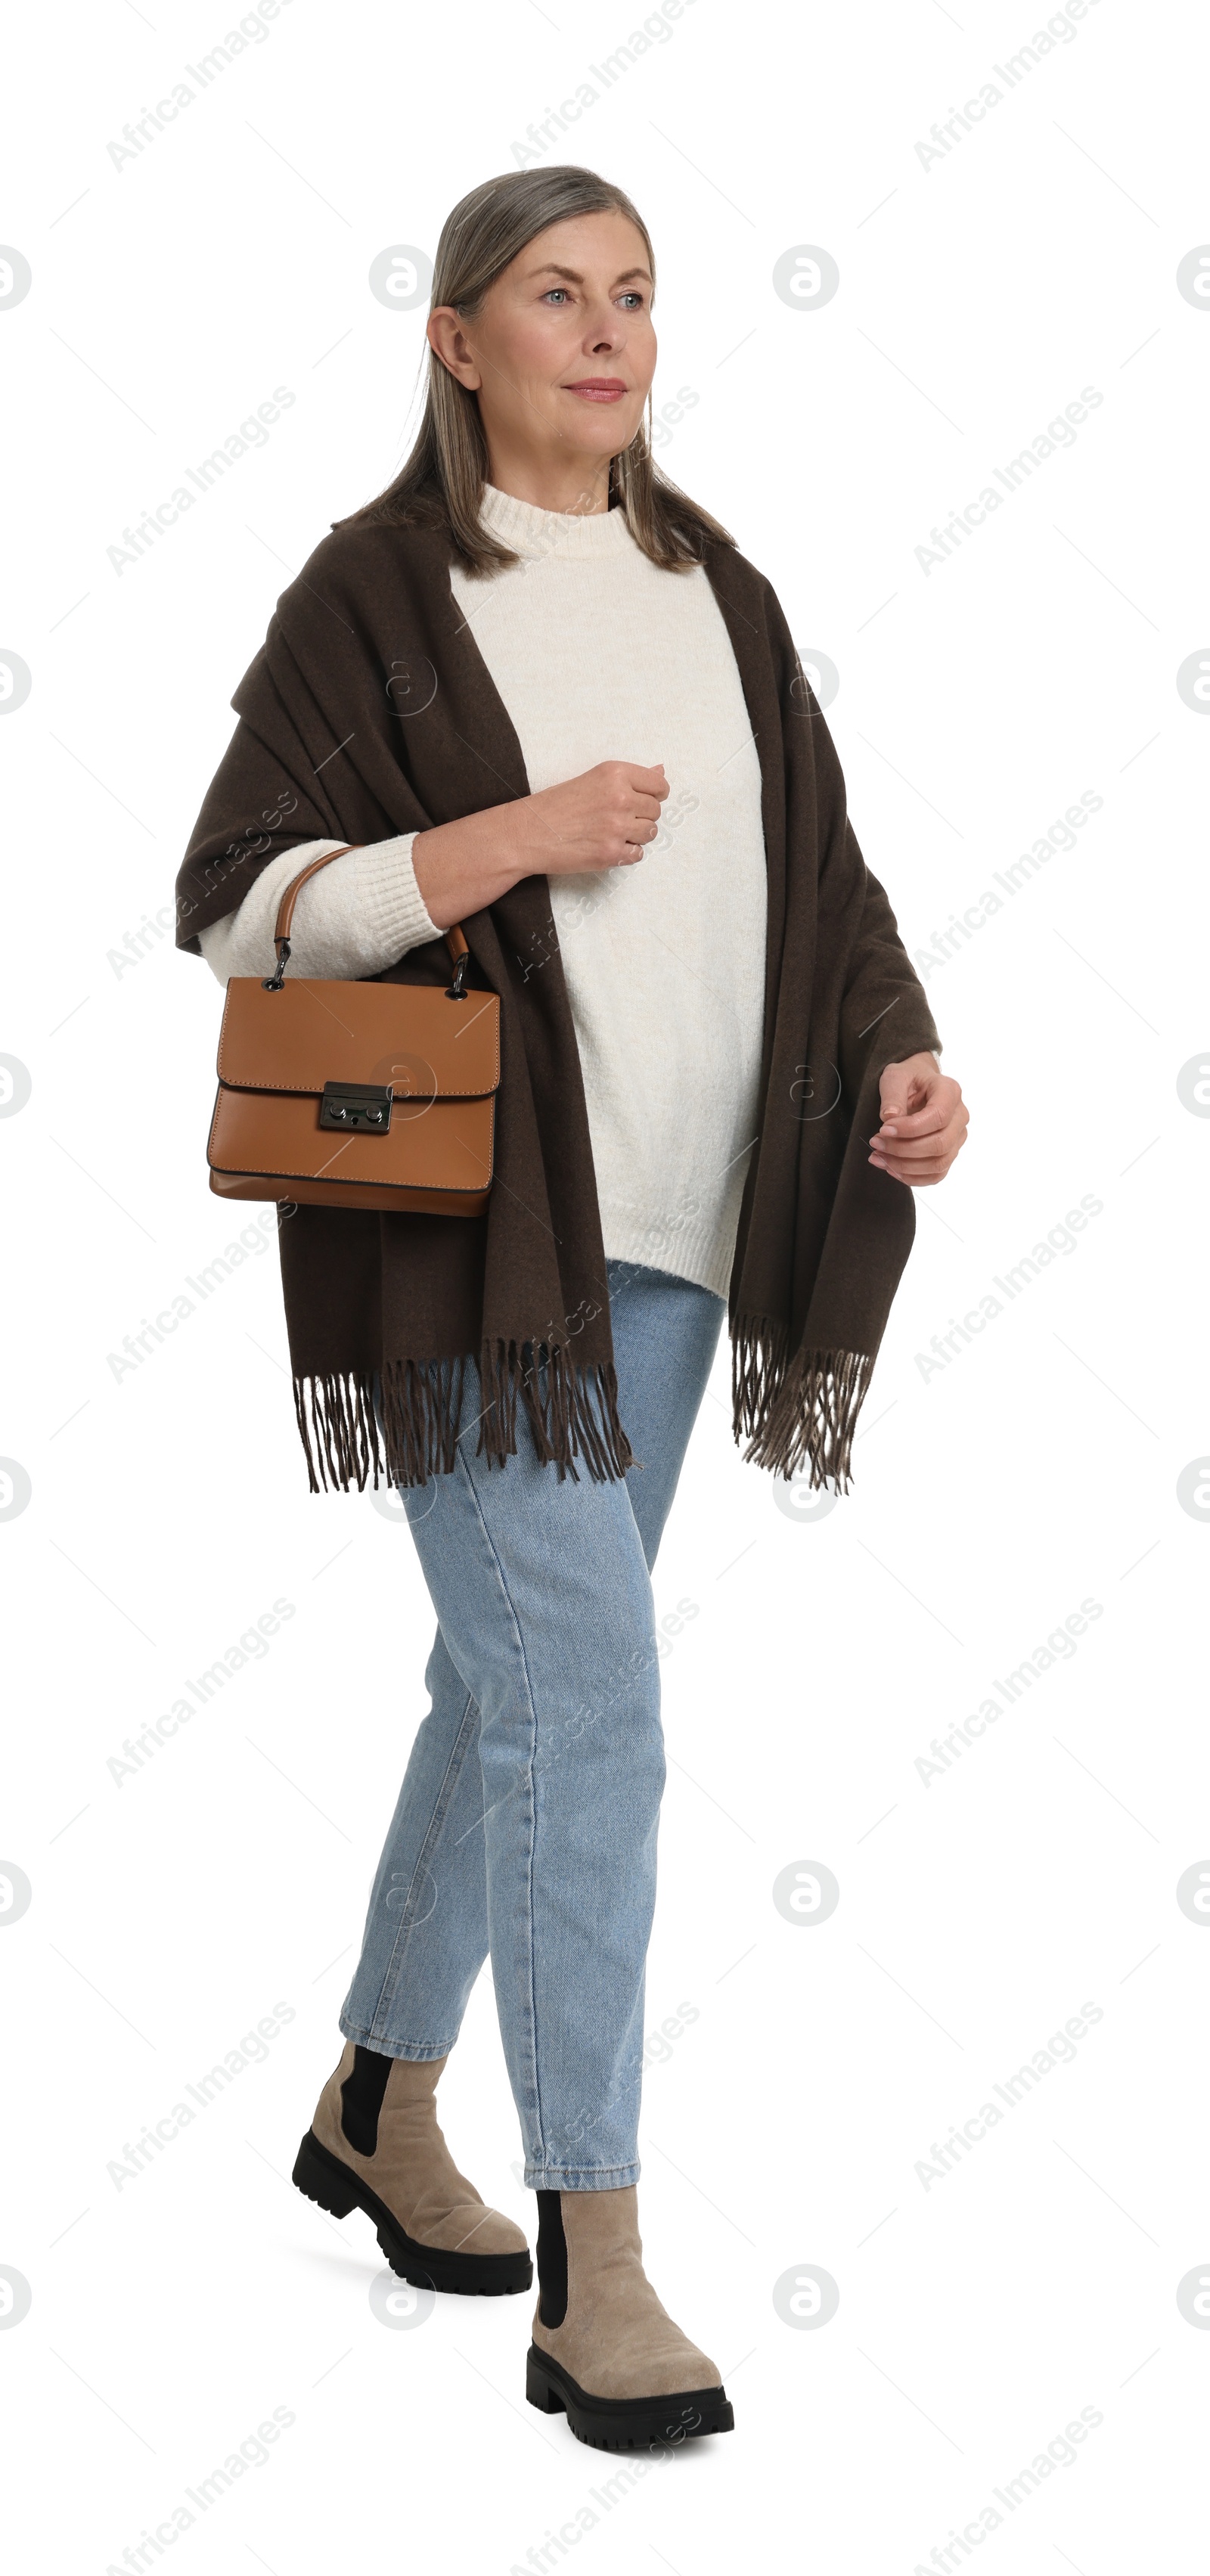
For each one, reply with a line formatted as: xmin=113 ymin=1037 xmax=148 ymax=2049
xmin=175 ymin=513 xmax=940 ymax=1493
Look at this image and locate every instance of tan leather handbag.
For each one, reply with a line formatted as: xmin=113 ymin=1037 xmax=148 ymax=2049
xmin=206 ymin=846 xmax=499 ymax=1215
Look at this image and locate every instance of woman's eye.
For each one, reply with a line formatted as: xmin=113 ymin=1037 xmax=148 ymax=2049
xmin=619 ymin=293 xmax=644 ymax=310
xmin=544 ymin=288 xmax=569 ymax=305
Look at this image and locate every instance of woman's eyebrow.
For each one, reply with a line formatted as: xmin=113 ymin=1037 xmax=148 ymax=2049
xmin=527 ymin=262 xmax=653 ymax=287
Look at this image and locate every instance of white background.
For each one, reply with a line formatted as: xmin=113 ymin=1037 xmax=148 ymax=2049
xmin=3 ymin=1 xmax=1209 ymax=2568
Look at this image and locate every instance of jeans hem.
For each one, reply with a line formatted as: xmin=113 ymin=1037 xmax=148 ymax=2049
xmin=524 ymin=2161 xmax=641 ymax=2191
xmin=338 ymin=2016 xmax=458 ymax=2062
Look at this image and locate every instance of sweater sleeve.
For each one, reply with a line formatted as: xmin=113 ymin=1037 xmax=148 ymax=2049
xmin=197 ymin=834 xmax=442 ymax=986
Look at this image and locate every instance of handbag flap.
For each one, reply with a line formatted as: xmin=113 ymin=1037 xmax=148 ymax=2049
xmin=216 ymin=975 xmax=500 ymax=1099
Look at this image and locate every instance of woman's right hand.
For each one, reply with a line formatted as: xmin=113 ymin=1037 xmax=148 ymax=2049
xmin=411 ymin=760 xmax=669 ymax=929
xmin=501 ymin=760 xmax=669 ymax=877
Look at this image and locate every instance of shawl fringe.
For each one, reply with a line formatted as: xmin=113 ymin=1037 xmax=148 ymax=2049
xmin=731 ymin=1316 xmax=876 ymax=1491
xmin=478 ymin=1339 xmax=634 ymax=1485
xmin=293 ymin=1369 xmax=382 ymax=1496
xmin=292 ymin=1342 xmax=633 ymax=1494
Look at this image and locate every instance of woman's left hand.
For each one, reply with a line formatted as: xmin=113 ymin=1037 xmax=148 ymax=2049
xmin=869 ymin=1052 xmax=968 ymax=1187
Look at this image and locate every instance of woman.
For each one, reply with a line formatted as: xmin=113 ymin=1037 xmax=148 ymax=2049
xmin=176 ymin=164 xmax=968 ymax=2450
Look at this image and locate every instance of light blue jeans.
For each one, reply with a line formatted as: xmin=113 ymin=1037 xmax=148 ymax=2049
xmin=340 ymin=1259 xmax=724 ymax=2190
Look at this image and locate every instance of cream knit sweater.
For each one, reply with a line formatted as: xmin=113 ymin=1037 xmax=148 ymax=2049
xmin=200 ymin=486 xmax=768 ymax=1300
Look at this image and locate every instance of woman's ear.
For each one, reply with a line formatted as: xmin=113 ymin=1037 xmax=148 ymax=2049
xmin=427 ymin=308 xmax=483 ymax=391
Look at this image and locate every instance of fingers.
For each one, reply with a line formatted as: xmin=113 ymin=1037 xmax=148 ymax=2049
xmin=875 ymin=1138 xmax=957 ymax=1179
xmin=618 ymin=778 xmax=668 ymax=861
xmin=549 ymin=762 xmax=669 ymax=874
xmin=870 ymin=1123 xmax=968 ymax=1185
xmin=873 ymin=1113 xmax=968 ymax=1160
xmin=607 ymin=759 xmax=669 ymax=802
xmin=872 ymin=1079 xmax=966 ymax=1147
xmin=870 ymin=1069 xmax=968 ymax=1187
xmin=872 ymin=1128 xmax=955 ymax=1164
xmin=878 ymin=1054 xmax=923 ymax=1121
xmin=871 ymin=1103 xmax=948 ymax=1143
xmin=879 ymin=1051 xmax=944 ymax=1128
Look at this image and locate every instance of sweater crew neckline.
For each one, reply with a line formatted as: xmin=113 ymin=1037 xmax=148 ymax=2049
xmin=478 ymin=482 xmax=638 ymax=562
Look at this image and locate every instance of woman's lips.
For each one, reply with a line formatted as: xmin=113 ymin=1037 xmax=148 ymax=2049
xmin=563 ymin=379 xmax=628 ymax=403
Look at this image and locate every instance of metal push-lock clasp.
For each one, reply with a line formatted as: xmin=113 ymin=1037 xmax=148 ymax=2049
xmin=319 ymin=1082 xmax=393 ymax=1133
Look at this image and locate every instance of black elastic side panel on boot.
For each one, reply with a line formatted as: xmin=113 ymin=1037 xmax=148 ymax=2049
xmin=340 ymin=2045 xmax=393 ymax=2155
xmin=535 ymin=2190 xmax=568 ymax=2328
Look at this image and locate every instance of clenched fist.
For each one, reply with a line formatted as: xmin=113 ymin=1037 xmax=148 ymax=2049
xmin=411 ymin=760 xmax=669 ymax=928
xmin=869 ymin=1054 xmax=969 ymax=1188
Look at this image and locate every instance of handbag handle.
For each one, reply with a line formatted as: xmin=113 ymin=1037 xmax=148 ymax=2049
xmin=264 ymin=843 xmax=470 ymax=998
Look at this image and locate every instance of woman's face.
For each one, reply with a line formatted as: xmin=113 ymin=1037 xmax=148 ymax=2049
xmin=430 ymin=209 xmax=658 ymax=492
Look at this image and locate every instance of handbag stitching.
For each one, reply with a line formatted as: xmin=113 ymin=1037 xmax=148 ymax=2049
xmin=214 ymin=1076 xmax=498 ymax=1099
xmin=209 ymin=1165 xmax=490 ymax=1192
xmin=216 ymin=1007 xmax=501 ymax=1094
xmin=206 ymin=1098 xmax=495 ymax=1188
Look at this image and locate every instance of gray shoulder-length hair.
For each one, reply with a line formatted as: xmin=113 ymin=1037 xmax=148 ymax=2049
xmin=340 ymin=166 xmax=734 ymax=575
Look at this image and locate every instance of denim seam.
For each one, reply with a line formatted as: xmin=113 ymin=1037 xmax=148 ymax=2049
xmin=455 ymin=1438 xmax=547 ymax=2170
xmin=525 ymin=2159 xmax=638 ymax=2174
xmin=338 ymin=2021 xmax=461 ymax=2062
xmin=365 ymin=1690 xmax=479 ymax=2047
xmin=523 ymin=2161 xmax=641 ymax=2188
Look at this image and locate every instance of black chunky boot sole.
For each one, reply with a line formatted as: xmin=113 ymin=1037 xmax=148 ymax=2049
xmin=292 ymin=2128 xmax=532 ymax=2297
xmin=526 ymin=2344 xmax=734 ymax=2448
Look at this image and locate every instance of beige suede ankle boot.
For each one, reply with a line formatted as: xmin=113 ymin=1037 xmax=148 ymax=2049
xmin=293 ymin=2041 xmax=531 ymax=2296
xmin=526 ymin=2186 xmax=734 ymax=2447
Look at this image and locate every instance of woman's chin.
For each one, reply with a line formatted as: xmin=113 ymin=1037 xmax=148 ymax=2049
xmin=552 ymin=399 xmax=646 ymax=452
